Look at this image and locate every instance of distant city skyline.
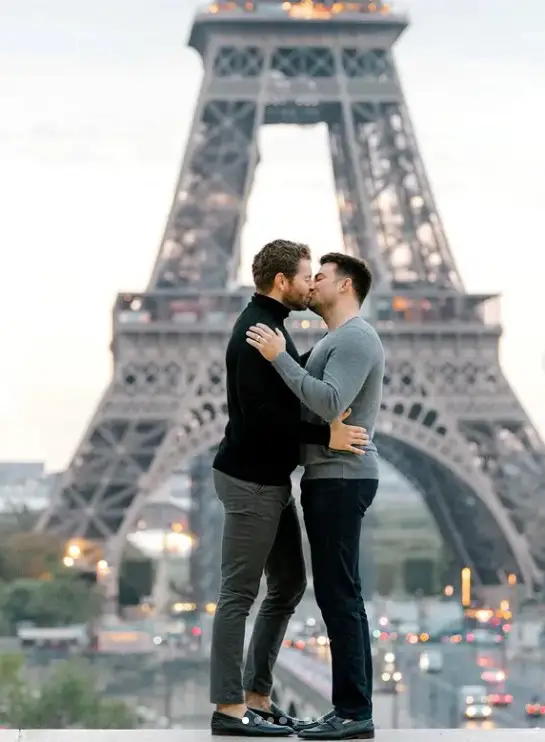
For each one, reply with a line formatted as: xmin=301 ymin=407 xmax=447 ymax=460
xmin=0 ymin=0 xmax=544 ymax=470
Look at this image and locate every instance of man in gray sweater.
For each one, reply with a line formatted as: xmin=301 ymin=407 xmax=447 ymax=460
xmin=246 ymin=253 xmax=384 ymax=741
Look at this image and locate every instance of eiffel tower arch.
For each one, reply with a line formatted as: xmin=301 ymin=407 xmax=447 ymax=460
xmin=36 ymin=1 xmax=545 ymax=606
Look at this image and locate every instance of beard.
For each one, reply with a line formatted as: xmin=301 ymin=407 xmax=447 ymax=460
xmin=306 ymin=295 xmax=324 ymax=317
xmin=284 ymin=297 xmax=308 ymax=311
xmin=283 ymin=290 xmax=309 ymax=311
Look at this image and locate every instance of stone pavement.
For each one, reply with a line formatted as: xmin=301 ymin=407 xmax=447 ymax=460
xmin=1 ymin=731 xmax=544 ymax=741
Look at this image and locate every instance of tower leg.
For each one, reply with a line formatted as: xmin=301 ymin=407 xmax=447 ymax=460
xmin=189 ymin=446 xmax=223 ymax=610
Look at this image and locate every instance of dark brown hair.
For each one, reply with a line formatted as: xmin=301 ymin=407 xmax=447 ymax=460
xmin=252 ymin=239 xmax=311 ymax=292
xmin=320 ymin=252 xmax=372 ymax=306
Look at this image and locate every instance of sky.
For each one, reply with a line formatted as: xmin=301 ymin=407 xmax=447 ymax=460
xmin=0 ymin=0 xmax=544 ymax=471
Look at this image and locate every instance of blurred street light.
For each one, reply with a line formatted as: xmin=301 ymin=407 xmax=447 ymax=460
xmin=164 ymin=531 xmax=195 ymax=555
xmin=67 ymin=543 xmax=81 ymax=559
xmin=97 ymin=559 xmax=110 ymax=576
xmin=461 ymin=567 xmax=471 ymax=607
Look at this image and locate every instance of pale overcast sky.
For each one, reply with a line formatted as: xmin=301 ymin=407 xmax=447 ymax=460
xmin=0 ymin=0 xmax=544 ymax=470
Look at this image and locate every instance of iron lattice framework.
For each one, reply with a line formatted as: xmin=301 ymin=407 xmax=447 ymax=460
xmin=36 ymin=2 xmax=545 ymax=605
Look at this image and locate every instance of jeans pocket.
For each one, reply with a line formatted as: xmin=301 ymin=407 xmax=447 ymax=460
xmin=213 ymin=469 xmax=266 ymax=513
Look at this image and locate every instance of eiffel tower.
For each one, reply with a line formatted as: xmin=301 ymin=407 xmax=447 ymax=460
xmin=37 ymin=0 xmax=545 ymax=608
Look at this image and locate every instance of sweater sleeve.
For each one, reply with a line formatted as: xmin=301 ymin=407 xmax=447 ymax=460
xmin=271 ymin=326 xmax=375 ymax=423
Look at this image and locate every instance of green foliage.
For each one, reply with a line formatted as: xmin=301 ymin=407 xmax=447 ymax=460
xmin=0 ymin=654 xmax=138 ymax=729
xmin=0 ymin=575 xmax=103 ymax=629
xmin=0 ymin=580 xmax=41 ymax=625
xmin=0 ymin=653 xmax=27 ymax=725
xmin=0 ymin=532 xmax=64 ymax=582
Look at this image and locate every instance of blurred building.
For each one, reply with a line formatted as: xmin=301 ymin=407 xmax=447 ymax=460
xmin=1 ymin=457 xmax=444 ymax=602
xmin=127 ymin=468 xmax=195 ymax=610
xmin=373 ymin=461 xmax=444 ymax=596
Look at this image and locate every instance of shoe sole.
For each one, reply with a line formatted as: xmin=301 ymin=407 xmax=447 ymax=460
xmin=298 ymin=734 xmax=374 ymax=740
xmin=211 ymin=730 xmax=294 ymax=737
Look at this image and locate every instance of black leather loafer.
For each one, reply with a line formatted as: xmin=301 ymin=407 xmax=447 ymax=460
xmin=249 ymin=702 xmax=322 ymax=732
xmin=294 ymin=710 xmax=335 ymax=731
xmin=297 ymin=714 xmax=374 ymax=740
xmin=211 ymin=708 xmax=295 ymax=736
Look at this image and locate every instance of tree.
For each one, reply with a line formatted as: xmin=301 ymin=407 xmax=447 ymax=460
xmin=0 ymin=652 xmax=27 ymax=725
xmin=0 ymin=531 xmax=64 ymax=582
xmin=26 ymin=575 xmax=103 ymax=625
xmin=0 ymin=654 xmax=138 ymax=729
xmin=0 ymin=575 xmax=103 ymax=629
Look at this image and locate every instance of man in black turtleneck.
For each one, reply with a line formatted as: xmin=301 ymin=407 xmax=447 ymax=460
xmin=210 ymin=240 xmax=368 ymax=737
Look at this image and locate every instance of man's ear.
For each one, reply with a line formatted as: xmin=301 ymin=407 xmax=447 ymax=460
xmin=340 ymin=277 xmax=352 ymax=293
xmin=273 ymin=272 xmax=286 ymax=291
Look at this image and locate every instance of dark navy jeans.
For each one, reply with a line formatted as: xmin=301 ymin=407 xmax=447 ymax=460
xmin=301 ymin=477 xmax=378 ymax=721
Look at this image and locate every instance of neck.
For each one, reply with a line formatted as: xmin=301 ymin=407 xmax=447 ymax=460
xmin=252 ymin=290 xmax=291 ymax=320
xmin=322 ymin=301 xmax=359 ymax=330
xmin=260 ymin=288 xmax=285 ymax=306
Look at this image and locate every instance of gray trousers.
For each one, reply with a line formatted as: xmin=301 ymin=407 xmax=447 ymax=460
xmin=209 ymin=469 xmax=307 ymax=705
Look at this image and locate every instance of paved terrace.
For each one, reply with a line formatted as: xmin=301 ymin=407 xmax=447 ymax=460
xmin=1 ymin=732 xmax=544 ymax=741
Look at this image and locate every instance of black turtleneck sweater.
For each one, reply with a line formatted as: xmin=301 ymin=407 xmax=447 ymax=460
xmin=213 ymin=293 xmax=330 ymax=485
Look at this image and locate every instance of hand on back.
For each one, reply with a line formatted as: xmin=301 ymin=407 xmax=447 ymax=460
xmin=329 ymin=408 xmax=369 ymax=454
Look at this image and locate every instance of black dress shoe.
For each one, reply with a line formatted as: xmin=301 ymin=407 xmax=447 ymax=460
xmin=211 ymin=708 xmax=294 ymax=736
xmin=294 ymin=710 xmax=335 ymax=731
xmin=297 ymin=714 xmax=374 ymax=740
xmin=249 ymin=702 xmax=321 ymax=732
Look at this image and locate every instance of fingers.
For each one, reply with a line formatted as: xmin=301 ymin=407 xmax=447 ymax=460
xmin=246 ymin=338 xmax=261 ymax=350
xmin=339 ymin=408 xmax=352 ymax=421
xmin=255 ymin=323 xmax=274 ymax=336
xmin=347 ymin=425 xmax=367 ymax=435
xmin=247 ymin=324 xmax=279 ymax=342
xmin=247 ymin=326 xmax=264 ymax=338
xmin=330 ymin=445 xmax=366 ymax=455
xmin=350 ymin=437 xmax=368 ymax=446
xmin=247 ymin=325 xmax=264 ymax=336
xmin=344 ymin=426 xmax=369 ymax=445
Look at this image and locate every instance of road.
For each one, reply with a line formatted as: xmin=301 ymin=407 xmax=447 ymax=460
xmin=291 ymin=625 xmax=545 ymax=730
xmin=283 ymin=643 xmax=408 ymax=729
xmin=227 ymin=600 xmax=545 ymax=731
xmin=399 ymin=641 xmax=545 ymax=729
